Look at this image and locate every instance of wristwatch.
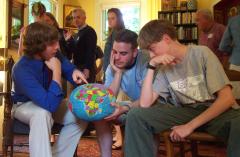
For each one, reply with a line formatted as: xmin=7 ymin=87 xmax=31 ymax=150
xmin=121 ymin=103 xmax=131 ymax=111
xmin=147 ymin=62 xmax=156 ymax=70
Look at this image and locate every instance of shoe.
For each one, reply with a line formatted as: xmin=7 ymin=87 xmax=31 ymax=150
xmin=112 ymin=144 xmax=122 ymax=150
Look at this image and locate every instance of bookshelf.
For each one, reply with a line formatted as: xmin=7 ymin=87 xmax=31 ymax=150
xmin=158 ymin=9 xmax=198 ymax=45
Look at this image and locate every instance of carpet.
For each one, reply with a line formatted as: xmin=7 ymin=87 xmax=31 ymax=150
xmin=10 ymin=135 xmax=227 ymax=157
xmin=12 ymin=135 xmax=122 ymax=157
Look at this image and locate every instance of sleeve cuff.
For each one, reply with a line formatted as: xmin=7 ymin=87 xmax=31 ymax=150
xmin=48 ymin=80 xmax=63 ymax=97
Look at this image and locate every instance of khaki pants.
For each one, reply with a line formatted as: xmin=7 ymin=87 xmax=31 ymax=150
xmin=12 ymin=100 xmax=88 ymax=157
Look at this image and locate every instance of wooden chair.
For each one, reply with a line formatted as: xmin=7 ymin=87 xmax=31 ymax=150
xmin=161 ymin=131 xmax=225 ymax=157
xmin=1 ymin=56 xmax=78 ymax=157
xmin=161 ymin=70 xmax=240 ymax=157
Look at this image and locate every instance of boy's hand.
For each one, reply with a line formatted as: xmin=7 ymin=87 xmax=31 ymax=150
xmin=104 ymin=102 xmax=129 ymax=121
xmin=150 ymin=54 xmax=176 ymax=66
xmin=110 ymin=51 xmax=124 ymax=74
xmin=170 ymin=124 xmax=194 ymax=142
xmin=45 ymin=57 xmax=61 ymax=73
xmin=72 ymin=69 xmax=88 ymax=84
xmin=83 ymin=69 xmax=90 ymax=79
xmin=64 ymin=30 xmax=74 ymax=41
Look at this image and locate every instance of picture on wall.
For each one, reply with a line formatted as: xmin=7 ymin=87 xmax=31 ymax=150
xmin=228 ymin=5 xmax=240 ymax=18
xmin=161 ymin=0 xmax=177 ymax=11
xmin=63 ymin=4 xmax=81 ymax=29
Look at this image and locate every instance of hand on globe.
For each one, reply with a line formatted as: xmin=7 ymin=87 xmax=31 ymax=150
xmin=104 ymin=102 xmax=130 ymax=121
xmin=68 ymin=83 xmax=116 ymax=121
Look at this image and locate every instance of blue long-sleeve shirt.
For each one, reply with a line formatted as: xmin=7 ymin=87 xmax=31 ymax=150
xmin=12 ymin=53 xmax=76 ymax=112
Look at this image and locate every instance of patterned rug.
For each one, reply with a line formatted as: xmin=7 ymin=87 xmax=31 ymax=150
xmin=10 ymin=135 xmax=226 ymax=157
xmin=12 ymin=135 xmax=122 ymax=157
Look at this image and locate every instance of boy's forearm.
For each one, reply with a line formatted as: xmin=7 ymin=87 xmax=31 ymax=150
xmin=109 ymin=72 xmax=122 ymax=96
xmin=129 ymin=100 xmax=140 ymax=108
xmin=140 ymin=69 xmax=155 ymax=107
xmin=187 ymin=85 xmax=235 ymax=131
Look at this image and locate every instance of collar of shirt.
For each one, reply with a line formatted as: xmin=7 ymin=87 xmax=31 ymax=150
xmin=78 ymin=24 xmax=87 ymax=31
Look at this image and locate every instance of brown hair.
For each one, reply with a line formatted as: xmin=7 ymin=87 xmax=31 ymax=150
xmin=107 ymin=8 xmax=125 ymax=35
xmin=23 ymin=22 xmax=59 ymax=57
xmin=31 ymin=1 xmax=46 ymax=17
xmin=115 ymin=29 xmax=138 ymax=50
xmin=44 ymin=12 xmax=59 ymax=28
xmin=138 ymin=20 xmax=177 ymax=50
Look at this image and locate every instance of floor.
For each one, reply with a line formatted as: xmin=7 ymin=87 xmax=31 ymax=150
xmin=1 ymin=135 xmax=227 ymax=157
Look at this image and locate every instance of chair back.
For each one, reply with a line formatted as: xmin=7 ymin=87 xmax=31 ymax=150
xmin=1 ymin=56 xmax=76 ymax=157
xmin=2 ymin=56 xmax=15 ymax=157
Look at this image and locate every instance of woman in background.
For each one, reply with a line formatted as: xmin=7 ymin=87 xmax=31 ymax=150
xmin=18 ymin=2 xmax=46 ymax=56
xmin=103 ymin=8 xmax=125 ymax=150
xmin=103 ymin=8 xmax=125 ymax=77
xmin=43 ymin=12 xmax=72 ymax=60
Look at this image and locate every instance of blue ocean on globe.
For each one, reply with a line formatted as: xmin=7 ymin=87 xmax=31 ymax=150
xmin=68 ymin=83 xmax=116 ymax=121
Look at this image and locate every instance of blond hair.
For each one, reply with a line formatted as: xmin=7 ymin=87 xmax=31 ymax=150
xmin=138 ymin=20 xmax=177 ymax=50
xmin=72 ymin=8 xmax=86 ymax=17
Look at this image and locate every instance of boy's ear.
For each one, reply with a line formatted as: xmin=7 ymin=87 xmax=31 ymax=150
xmin=133 ymin=48 xmax=138 ymax=58
xmin=162 ymin=34 xmax=171 ymax=44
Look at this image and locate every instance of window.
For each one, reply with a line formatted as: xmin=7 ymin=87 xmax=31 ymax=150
xmin=28 ymin=0 xmax=53 ymax=24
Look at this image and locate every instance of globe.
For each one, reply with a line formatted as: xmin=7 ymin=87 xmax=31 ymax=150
xmin=68 ymin=83 xmax=116 ymax=121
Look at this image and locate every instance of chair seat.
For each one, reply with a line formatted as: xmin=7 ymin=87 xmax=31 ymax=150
xmin=13 ymin=119 xmax=29 ymax=134
xmin=162 ymin=131 xmax=223 ymax=142
xmin=185 ymin=132 xmax=223 ymax=142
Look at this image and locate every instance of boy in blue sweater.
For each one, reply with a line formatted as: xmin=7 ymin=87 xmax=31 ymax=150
xmin=12 ymin=22 xmax=88 ymax=157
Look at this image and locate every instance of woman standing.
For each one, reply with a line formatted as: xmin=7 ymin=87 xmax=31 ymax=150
xmin=18 ymin=2 xmax=46 ymax=56
xmin=103 ymin=8 xmax=125 ymax=77
xmin=43 ymin=12 xmax=72 ymax=60
xmin=103 ymin=8 xmax=125 ymax=150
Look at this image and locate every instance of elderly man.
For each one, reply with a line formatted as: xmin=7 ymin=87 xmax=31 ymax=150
xmin=196 ymin=9 xmax=228 ymax=67
xmin=66 ymin=8 xmax=97 ymax=83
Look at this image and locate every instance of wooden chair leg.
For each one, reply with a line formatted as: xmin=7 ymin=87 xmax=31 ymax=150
xmin=2 ymin=145 xmax=8 ymax=157
xmin=10 ymin=145 xmax=13 ymax=157
xmin=191 ymin=141 xmax=198 ymax=157
xmin=162 ymin=132 xmax=175 ymax=157
xmin=179 ymin=143 xmax=185 ymax=157
xmin=120 ymin=125 xmax=125 ymax=157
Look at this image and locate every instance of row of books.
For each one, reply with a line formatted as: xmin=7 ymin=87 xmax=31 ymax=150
xmin=158 ymin=12 xmax=196 ymax=25
xmin=177 ymin=27 xmax=198 ymax=40
xmin=182 ymin=42 xmax=197 ymax=45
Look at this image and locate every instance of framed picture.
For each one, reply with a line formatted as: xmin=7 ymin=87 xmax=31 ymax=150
xmin=63 ymin=4 xmax=81 ymax=29
xmin=8 ymin=0 xmax=25 ymax=49
xmin=228 ymin=5 xmax=240 ymax=18
xmin=161 ymin=0 xmax=177 ymax=11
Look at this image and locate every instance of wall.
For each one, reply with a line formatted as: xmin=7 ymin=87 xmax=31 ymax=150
xmin=0 ymin=0 xmax=9 ymax=150
xmin=78 ymin=0 xmax=160 ymax=46
xmin=197 ymin=0 xmax=221 ymax=12
xmin=63 ymin=0 xmax=96 ymax=28
xmin=0 ymin=0 xmax=8 ymax=48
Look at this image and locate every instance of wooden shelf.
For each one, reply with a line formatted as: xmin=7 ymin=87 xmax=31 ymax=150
xmin=158 ymin=9 xmax=197 ymax=14
xmin=158 ymin=9 xmax=198 ymax=44
xmin=179 ymin=39 xmax=198 ymax=43
xmin=174 ymin=23 xmax=197 ymax=27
